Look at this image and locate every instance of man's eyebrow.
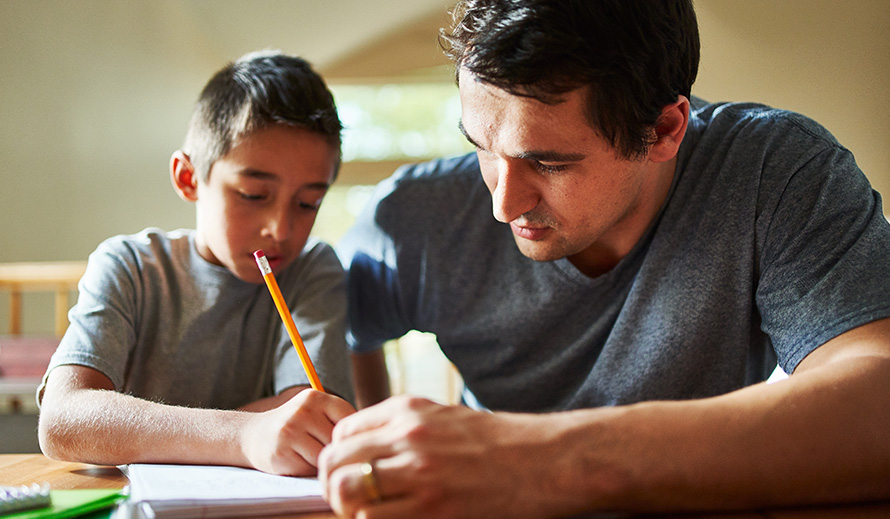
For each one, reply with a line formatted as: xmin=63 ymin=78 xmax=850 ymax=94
xmin=457 ymin=120 xmax=481 ymax=149
xmin=457 ymin=120 xmax=586 ymax=163
xmin=516 ymin=150 xmax=587 ymax=163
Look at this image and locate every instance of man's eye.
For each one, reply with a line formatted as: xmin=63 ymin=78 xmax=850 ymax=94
xmin=535 ymin=162 xmax=568 ymax=175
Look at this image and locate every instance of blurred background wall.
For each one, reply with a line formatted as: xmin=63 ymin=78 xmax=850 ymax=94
xmin=2 ymin=0 xmax=887 ymax=267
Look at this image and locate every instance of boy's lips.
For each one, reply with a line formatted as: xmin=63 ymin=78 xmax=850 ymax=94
xmin=258 ymin=252 xmax=284 ymax=271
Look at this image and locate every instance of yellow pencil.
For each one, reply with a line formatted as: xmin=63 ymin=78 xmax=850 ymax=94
xmin=253 ymin=249 xmax=324 ymax=392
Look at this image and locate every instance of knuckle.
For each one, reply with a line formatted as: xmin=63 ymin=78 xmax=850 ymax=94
xmin=401 ymin=395 xmax=430 ymax=411
xmin=401 ymin=419 xmax=433 ymax=445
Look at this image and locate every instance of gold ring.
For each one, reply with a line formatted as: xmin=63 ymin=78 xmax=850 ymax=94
xmin=360 ymin=461 xmax=382 ymax=502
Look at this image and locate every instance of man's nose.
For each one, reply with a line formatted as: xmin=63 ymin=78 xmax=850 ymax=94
xmin=489 ymin=160 xmax=539 ymax=223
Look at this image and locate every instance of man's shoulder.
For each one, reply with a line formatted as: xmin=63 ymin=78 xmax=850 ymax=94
xmin=386 ymin=153 xmax=481 ymax=196
xmin=690 ymin=99 xmax=842 ymax=150
xmin=337 ymin=153 xmax=495 ymax=268
xmin=397 ymin=152 xmax=481 ymax=179
xmin=372 ymin=153 xmax=487 ymax=225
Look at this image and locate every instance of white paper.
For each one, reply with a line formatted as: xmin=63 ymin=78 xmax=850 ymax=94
xmin=122 ymin=464 xmax=328 ymax=518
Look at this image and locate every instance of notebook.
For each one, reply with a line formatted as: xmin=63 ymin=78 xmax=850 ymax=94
xmin=119 ymin=464 xmax=329 ymax=519
xmin=1 ymin=487 xmax=123 ymax=519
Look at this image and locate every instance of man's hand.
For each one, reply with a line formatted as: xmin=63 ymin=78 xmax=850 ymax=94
xmin=318 ymin=395 xmax=587 ymax=519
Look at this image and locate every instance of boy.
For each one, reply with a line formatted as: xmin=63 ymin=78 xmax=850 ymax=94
xmin=38 ymin=50 xmax=355 ymax=477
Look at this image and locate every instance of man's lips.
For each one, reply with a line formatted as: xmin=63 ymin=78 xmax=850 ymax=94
xmin=510 ymin=221 xmax=550 ymax=240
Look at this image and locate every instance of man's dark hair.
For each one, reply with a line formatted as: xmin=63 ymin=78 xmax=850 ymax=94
xmin=441 ymin=0 xmax=700 ymax=160
xmin=183 ymin=50 xmax=343 ymax=180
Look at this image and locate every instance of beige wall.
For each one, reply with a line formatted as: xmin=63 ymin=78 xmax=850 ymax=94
xmin=1 ymin=0 xmax=888 ymax=268
xmin=0 ymin=0 xmax=453 ymax=265
xmin=694 ymin=0 xmax=890 ymax=204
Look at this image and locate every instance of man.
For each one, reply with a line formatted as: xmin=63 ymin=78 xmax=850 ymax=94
xmin=320 ymin=1 xmax=890 ymax=517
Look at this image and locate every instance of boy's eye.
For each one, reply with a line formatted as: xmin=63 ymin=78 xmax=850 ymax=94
xmin=297 ymin=195 xmax=325 ymax=212
xmin=238 ymin=191 xmax=266 ymax=201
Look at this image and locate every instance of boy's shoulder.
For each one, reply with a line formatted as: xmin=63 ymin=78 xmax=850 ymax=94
xmin=287 ymin=237 xmax=344 ymax=278
xmin=98 ymin=227 xmax=190 ymax=248
xmin=95 ymin=227 xmax=193 ymax=263
xmin=87 ymin=228 xmax=200 ymax=287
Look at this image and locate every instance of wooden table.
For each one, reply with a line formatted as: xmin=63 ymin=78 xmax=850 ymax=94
xmin=2 ymin=454 xmax=889 ymax=519
xmin=0 ymin=454 xmax=335 ymax=518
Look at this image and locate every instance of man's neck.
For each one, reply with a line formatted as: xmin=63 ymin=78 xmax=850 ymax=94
xmin=568 ymin=156 xmax=678 ymax=277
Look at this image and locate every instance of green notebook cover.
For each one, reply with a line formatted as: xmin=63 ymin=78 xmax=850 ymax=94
xmin=3 ymin=489 xmax=125 ymax=519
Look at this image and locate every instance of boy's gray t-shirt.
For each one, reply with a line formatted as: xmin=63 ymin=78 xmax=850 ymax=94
xmin=41 ymin=228 xmax=354 ymax=408
xmin=338 ymin=100 xmax=890 ymax=412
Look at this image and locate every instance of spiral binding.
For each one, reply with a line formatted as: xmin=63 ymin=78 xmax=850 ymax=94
xmin=0 ymin=483 xmax=52 ymax=514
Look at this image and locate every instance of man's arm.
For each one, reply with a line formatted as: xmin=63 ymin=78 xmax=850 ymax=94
xmin=350 ymin=349 xmax=390 ymax=409
xmin=39 ymin=365 xmax=355 ymax=476
xmin=319 ymin=317 xmax=890 ymax=519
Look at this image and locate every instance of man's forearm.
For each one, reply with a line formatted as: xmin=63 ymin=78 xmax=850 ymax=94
xmin=350 ymin=349 xmax=391 ymax=409
xmin=549 ymin=355 xmax=890 ymax=512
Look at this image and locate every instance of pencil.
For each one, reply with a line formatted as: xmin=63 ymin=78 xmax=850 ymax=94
xmin=253 ymin=249 xmax=324 ymax=392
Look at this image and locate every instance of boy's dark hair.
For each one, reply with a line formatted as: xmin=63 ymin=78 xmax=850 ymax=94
xmin=440 ymin=0 xmax=700 ymax=160
xmin=183 ymin=50 xmax=343 ymax=180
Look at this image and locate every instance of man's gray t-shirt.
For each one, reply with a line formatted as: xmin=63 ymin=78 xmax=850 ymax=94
xmin=41 ymin=228 xmax=354 ymax=408
xmin=337 ymin=100 xmax=890 ymax=412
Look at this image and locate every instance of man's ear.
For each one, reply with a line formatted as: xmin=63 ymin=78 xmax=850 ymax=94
xmin=648 ymin=95 xmax=690 ymax=163
xmin=170 ymin=150 xmax=199 ymax=202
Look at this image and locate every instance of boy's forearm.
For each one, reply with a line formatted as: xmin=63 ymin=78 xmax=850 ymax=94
xmin=237 ymin=385 xmax=307 ymax=412
xmin=39 ymin=388 xmax=251 ymax=468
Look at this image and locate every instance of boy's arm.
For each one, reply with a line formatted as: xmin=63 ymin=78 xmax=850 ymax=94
xmin=38 ymin=365 xmax=354 ymax=475
xmin=238 ymin=386 xmax=307 ymax=412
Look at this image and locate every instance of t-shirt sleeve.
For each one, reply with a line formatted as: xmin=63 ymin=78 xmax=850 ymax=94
xmin=336 ymin=174 xmax=415 ymax=354
xmin=755 ymin=137 xmax=890 ymax=372
xmin=38 ymin=237 xmax=141 ymax=402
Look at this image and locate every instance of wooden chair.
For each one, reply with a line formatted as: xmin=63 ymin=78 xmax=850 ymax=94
xmin=0 ymin=261 xmax=87 ymax=412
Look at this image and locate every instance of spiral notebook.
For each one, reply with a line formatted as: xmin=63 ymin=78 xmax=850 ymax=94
xmin=119 ymin=464 xmax=329 ymax=519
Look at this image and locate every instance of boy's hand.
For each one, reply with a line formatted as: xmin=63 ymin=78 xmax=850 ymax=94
xmin=241 ymin=389 xmax=355 ymax=476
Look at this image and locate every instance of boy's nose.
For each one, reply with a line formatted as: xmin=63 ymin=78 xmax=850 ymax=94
xmin=263 ymin=207 xmax=293 ymax=241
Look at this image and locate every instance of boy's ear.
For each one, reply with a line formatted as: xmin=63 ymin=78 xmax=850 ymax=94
xmin=648 ymin=95 xmax=690 ymax=163
xmin=170 ymin=150 xmax=199 ymax=202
